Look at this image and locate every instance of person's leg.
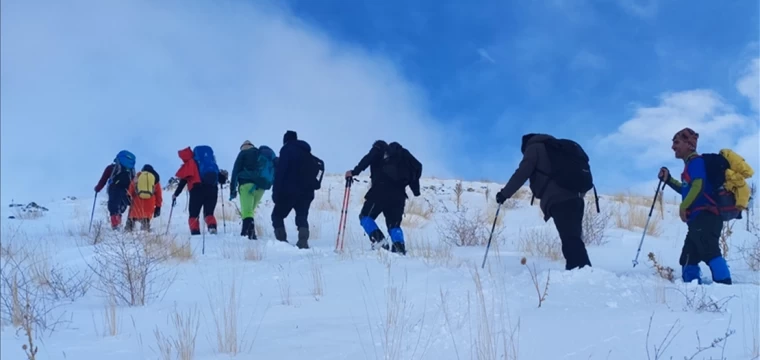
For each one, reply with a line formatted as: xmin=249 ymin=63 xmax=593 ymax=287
xmin=551 ymin=197 xmax=591 ymax=270
xmin=239 ymin=183 xmax=255 ymax=237
xmin=188 ymin=186 xmax=203 ymax=235
xmin=140 ymin=218 xmax=151 ymax=232
xmin=293 ymin=195 xmax=314 ymax=249
xmin=358 ymin=196 xmax=386 ymax=248
xmin=383 ymin=198 xmax=406 ymax=255
xmin=685 ymin=212 xmax=731 ymax=285
xmin=107 ymin=187 xmax=126 ymax=229
xmin=271 ymin=195 xmax=294 ymax=242
xmin=248 ymin=188 xmax=266 ymax=240
xmin=203 ymin=184 xmax=219 ymax=233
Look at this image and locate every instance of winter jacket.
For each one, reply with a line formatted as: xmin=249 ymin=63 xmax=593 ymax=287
xmin=665 ymin=152 xmax=719 ymax=223
xmin=273 ymin=139 xmax=314 ymax=202
xmin=173 ymin=147 xmax=201 ymax=197
xmin=499 ymin=134 xmax=582 ymax=221
xmin=95 ymin=164 xmax=132 ymax=192
xmin=351 ymin=141 xmax=408 ymax=202
xmin=230 ymin=147 xmax=260 ymax=191
xmin=127 ymin=171 xmax=163 ymax=219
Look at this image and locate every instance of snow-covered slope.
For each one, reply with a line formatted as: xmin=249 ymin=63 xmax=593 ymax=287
xmin=1 ymin=174 xmax=758 ymax=360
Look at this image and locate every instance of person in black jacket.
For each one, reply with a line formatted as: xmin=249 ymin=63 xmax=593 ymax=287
xmin=345 ymin=141 xmax=421 ymax=255
xmin=271 ymin=130 xmax=315 ymax=249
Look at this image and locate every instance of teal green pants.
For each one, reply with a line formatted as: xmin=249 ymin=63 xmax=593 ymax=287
xmin=239 ymin=183 xmax=265 ymax=219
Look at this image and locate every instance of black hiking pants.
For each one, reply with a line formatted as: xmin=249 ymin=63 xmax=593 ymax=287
xmin=271 ymin=194 xmax=313 ymax=229
xmin=107 ymin=185 xmax=130 ymax=216
xmin=188 ymin=183 xmax=218 ymax=232
xmin=679 ymin=211 xmax=723 ymax=266
xmin=551 ymin=197 xmax=592 ymax=270
xmin=359 ymin=197 xmax=405 ymax=231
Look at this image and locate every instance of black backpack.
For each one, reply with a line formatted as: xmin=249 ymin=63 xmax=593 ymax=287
xmin=300 ymin=149 xmax=325 ymax=191
xmin=701 ymin=153 xmax=742 ymax=221
xmin=533 ymin=138 xmax=599 ymax=213
xmin=382 ymin=142 xmax=422 ymax=187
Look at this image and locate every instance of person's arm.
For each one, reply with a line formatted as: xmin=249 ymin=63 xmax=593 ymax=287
xmin=174 ymin=179 xmax=187 ymax=198
xmin=498 ymin=143 xmax=539 ymax=199
xmin=351 ymin=146 xmax=383 ymax=176
xmin=681 ymin=159 xmax=706 ymax=212
xmin=230 ymin=153 xmax=243 ymax=191
xmin=94 ymin=165 xmax=114 ymax=192
xmin=154 ymin=183 xmax=163 ymax=208
xmin=273 ymin=147 xmax=290 ymax=194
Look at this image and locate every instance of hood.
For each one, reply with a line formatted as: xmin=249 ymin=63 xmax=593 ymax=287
xmin=178 ymin=147 xmax=194 ymax=162
xmin=141 ymin=164 xmax=160 ymax=184
xmin=521 ymin=133 xmax=555 ymax=153
xmin=386 ymin=142 xmax=403 ymax=157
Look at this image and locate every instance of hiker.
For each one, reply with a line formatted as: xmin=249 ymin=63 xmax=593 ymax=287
xmin=495 ymin=134 xmax=597 ymax=271
xmin=658 ymin=127 xmax=732 ymax=285
xmin=344 ymin=141 xmax=422 ymax=255
xmin=271 ymin=130 xmax=323 ymax=249
xmin=94 ymin=150 xmax=136 ymax=230
xmin=229 ymin=140 xmax=277 ymax=240
xmin=125 ymin=164 xmax=163 ymax=232
xmin=171 ymin=146 xmax=229 ymax=235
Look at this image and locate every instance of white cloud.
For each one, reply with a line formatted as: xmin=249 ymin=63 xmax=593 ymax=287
xmin=736 ymin=58 xmax=760 ymax=112
xmin=597 ymin=89 xmax=750 ymax=169
xmin=477 ymin=48 xmax=496 ymax=64
xmin=595 ymin=56 xmax=760 ymax=195
xmin=0 ymin=0 xmax=456 ymax=202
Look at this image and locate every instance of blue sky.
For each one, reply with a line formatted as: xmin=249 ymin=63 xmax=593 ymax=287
xmin=1 ymin=0 xmax=758 ymax=203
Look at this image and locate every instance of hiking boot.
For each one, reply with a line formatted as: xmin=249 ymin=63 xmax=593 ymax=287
xmin=274 ymin=227 xmax=288 ymax=242
xmin=369 ymin=229 xmax=388 ymax=250
xmin=110 ymin=215 xmax=122 ymax=230
xmin=296 ymin=227 xmax=309 ymax=249
xmin=124 ymin=218 xmax=135 ymax=232
xmin=208 ymin=227 xmax=218 ymax=235
xmin=241 ymin=218 xmax=256 ymax=239
xmin=391 ymin=242 xmax=406 ymax=255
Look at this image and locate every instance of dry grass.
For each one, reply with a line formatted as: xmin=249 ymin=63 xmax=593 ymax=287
xmin=738 ymin=222 xmax=760 ymax=271
xmin=405 ymin=197 xmax=435 ymax=220
xmin=205 ymin=277 xmax=261 ymax=356
xmin=244 ymin=243 xmax=265 ymax=261
xmin=406 ymin=234 xmax=457 ymax=267
xmin=582 ymin=198 xmax=612 ymax=246
xmin=521 ymin=257 xmax=550 ymax=308
xmin=437 ymin=207 xmax=505 ymax=247
xmin=152 ymin=305 xmax=201 ymax=360
xmin=516 ymin=226 xmax=562 ymax=261
xmin=275 ymin=264 xmax=292 ymax=306
xmin=720 ymin=220 xmax=735 ymax=260
xmin=308 ymin=252 xmax=325 ymax=300
xmin=647 ymin=252 xmax=675 ymax=282
xmin=614 ymin=202 xmax=662 ymax=237
xmin=213 ymin=198 xmax=238 ymax=223
xmin=86 ymin=231 xmax=176 ymax=306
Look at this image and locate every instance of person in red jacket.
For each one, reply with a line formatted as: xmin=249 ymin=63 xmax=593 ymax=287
xmin=126 ymin=165 xmax=163 ymax=232
xmin=94 ymin=159 xmax=135 ymax=230
xmin=171 ymin=147 xmax=228 ymax=235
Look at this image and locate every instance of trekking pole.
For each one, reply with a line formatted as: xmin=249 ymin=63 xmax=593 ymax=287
xmin=481 ymin=203 xmax=502 ymax=269
xmin=335 ymin=178 xmax=353 ymax=253
xmin=165 ymin=198 xmax=176 ymax=235
xmin=202 ymin=221 xmax=206 ymax=255
xmin=220 ymin=183 xmax=227 ymax=234
xmin=632 ymin=180 xmax=667 ymax=267
xmin=89 ymin=192 xmax=98 ymax=233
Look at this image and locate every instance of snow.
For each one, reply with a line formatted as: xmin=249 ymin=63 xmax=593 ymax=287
xmin=1 ymin=175 xmax=758 ymax=360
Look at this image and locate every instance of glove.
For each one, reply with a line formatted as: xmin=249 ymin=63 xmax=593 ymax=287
xmin=218 ymin=169 xmax=229 ymax=185
xmin=412 ymin=189 xmax=421 ymax=197
xmin=229 ymin=190 xmax=237 ymax=201
xmin=154 ymin=207 xmax=161 ymax=218
xmin=658 ymin=167 xmax=670 ymax=182
xmin=495 ymin=190 xmax=508 ymax=204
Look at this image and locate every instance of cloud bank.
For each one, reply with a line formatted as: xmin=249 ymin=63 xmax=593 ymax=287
xmin=0 ymin=0 xmax=456 ymax=202
xmin=594 ymin=56 xmax=759 ymax=195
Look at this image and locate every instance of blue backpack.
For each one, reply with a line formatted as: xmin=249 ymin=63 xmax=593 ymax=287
xmin=193 ymin=145 xmax=220 ymax=186
xmin=108 ymin=150 xmax=136 ymax=188
xmin=252 ymin=146 xmax=276 ymax=190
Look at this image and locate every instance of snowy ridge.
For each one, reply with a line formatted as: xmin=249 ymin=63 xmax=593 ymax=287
xmin=1 ymin=174 xmax=758 ymax=360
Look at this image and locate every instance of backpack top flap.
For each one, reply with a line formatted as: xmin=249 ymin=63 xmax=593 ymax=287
xmin=540 ymin=138 xmax=593 ymax=194
xmin=115 ymin=150 xmax=136 ymax=169
xmin=193 ymin=145 xmax=220 ymax=185
xmin=136 ymin=171 xmax=156 ymax=199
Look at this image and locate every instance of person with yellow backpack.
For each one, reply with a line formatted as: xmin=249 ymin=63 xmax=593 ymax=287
xmin=126 ymin=164 xmax=163 ymax=232
xmin=658 ymin=127 xmax=754 ymax=286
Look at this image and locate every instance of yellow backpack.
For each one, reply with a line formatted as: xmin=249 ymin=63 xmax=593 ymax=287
xmin=719 ymin=148 xmax=754 ymax=209
xmin=136 ymin=171 xmax=156 ymax=199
